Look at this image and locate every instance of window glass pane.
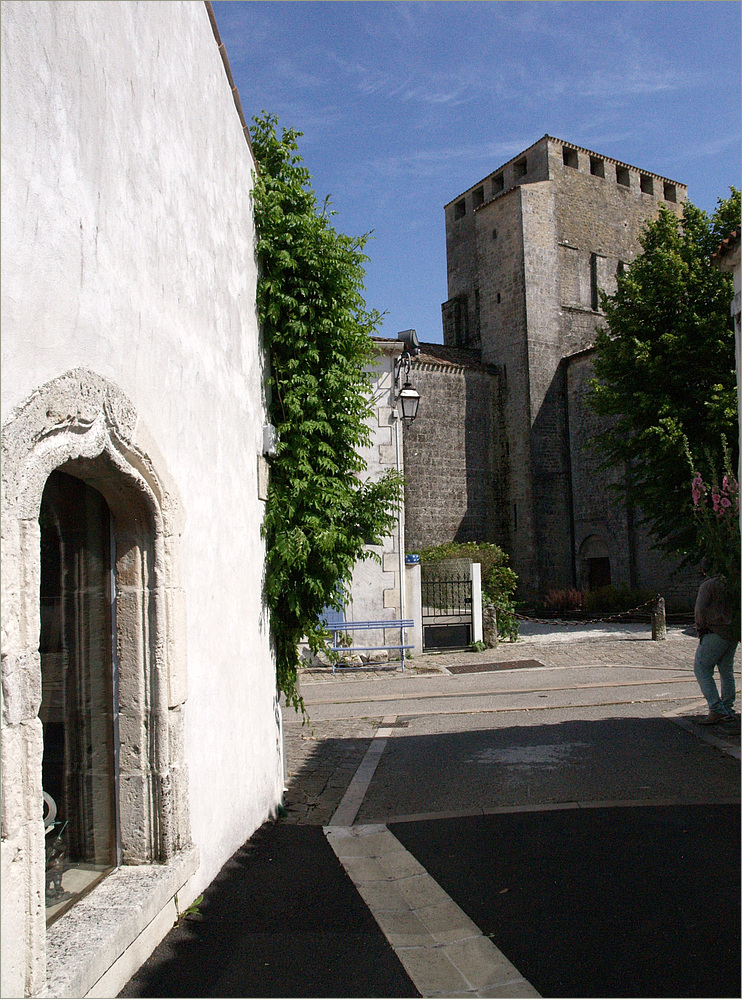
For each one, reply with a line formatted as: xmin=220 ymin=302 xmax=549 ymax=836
xmin=40 ymin=470 xmax=118 ymax=923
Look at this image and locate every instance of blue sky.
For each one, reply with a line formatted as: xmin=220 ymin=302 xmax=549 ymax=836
xmin=212 ymin=1 xmax=741 ymax=343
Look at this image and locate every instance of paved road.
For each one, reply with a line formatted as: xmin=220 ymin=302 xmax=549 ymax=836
xmin=283 ymin=626 xmax=739 ymax=825
xmin=122 ymin=626 xmax=740 ymax=998
xmin=280 ymin=626 xmax=740 ymax=997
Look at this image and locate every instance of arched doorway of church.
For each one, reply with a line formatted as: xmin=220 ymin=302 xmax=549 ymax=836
xmin=39 ymin=469 xmax=119 ymax=923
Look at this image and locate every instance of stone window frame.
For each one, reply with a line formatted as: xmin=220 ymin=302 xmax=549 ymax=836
xmin=1 ymin=369 xmax=195 ymax=997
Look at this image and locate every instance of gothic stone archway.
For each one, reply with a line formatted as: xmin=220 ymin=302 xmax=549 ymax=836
xmin=1 ymin=369 xmax=193 ymax=996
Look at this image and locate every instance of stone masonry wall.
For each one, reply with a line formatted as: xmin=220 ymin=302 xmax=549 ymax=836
xmin=442 ymin=135 xmax=690 ymax=595
xmin=403 ymin=357 xmax=501 ymax=555
xmin=568 ymin=351 xmax=697 ymax=608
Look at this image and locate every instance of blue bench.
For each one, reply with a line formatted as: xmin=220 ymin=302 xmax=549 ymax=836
xmin=327 ymin=619 xmax=414 ymax=672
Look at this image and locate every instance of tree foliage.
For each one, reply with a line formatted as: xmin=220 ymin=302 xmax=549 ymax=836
xmin=251 ymin=113 xmax=403 ymax=714
xmin=588 ymin=190 xmax=740 ymax=558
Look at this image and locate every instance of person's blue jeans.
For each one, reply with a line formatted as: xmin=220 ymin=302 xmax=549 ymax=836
xmin=693 ymin=632 xmax=739 ymax=715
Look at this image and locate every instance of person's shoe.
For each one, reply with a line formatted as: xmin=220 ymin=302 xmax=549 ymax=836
xmin=720 ymin=714 xmax=741 ymax=730
xmin=697 ymin=711 xmax=726 ymax=725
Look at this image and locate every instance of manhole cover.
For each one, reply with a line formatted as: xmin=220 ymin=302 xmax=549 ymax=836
xmin=446 ymin=659 xmax=546 ymax=674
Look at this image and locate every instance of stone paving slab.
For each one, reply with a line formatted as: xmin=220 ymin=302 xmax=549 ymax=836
xmin=325 ymin=825 xmax=540 ymax=999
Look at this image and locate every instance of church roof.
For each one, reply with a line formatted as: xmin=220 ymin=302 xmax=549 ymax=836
xmin=372 ymin=337 xmax=485 ymax=370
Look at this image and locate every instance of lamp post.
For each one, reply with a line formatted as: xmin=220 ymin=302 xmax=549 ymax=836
xmin=393 ymin=331 xmax=421 ymax=424
xmin=392 ymin=330 xmax=421 ymax=664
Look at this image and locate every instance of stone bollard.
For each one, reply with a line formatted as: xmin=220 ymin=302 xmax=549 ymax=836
xmin=651 ymin=596 xmax=667 ymax=641
xmin=482 ymin=602 xmax=498 ymax=647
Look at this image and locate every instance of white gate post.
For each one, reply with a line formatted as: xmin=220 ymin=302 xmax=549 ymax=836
xmin=405 ymin=559 xmax=423 ymax=656
xmin=470 ymin=562 xmax=483 ymax=643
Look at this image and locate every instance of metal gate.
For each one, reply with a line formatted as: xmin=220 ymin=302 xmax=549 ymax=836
xmin=421 ymin=579 xmax=473 ymax=650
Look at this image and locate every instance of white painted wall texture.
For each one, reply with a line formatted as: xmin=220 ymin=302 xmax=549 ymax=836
xmin=1 ymin=2 xmax=282 ymax=994
xmin=349 ymin=352 xmax=403 ymax=626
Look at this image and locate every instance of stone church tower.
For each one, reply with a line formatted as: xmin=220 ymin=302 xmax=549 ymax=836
xmin=435 ymin=135 xmax=690 ymax=598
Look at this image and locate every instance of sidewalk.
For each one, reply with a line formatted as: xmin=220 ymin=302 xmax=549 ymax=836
xmin=297 ymin=624 xmax=740 ymax=758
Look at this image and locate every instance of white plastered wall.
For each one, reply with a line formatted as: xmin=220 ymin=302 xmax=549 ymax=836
xmin=1 ymin=2 xmax=282 ymax=994
xmin=348 ymin=354 xmax=402 ymax=624
xmin=344 ymin=349 xmax=423 ymax=658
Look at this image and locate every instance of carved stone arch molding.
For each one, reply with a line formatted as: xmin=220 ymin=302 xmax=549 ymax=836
xmin=1 ymin=369 xmax=193 ymax=989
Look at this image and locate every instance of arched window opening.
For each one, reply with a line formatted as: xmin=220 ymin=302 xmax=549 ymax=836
xmin=40 ymin=469 xmax=119 ymax=924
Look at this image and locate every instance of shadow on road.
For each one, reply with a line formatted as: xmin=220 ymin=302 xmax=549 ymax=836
xmin=392 ymin=803 xmax=741 ymax=999
xmin=118 ymin=822 xmax=419 ymax=998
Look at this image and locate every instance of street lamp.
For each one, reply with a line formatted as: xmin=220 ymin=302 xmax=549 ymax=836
xmin=391 ymin=330 xmax=422 ymax=666
xmin=393 ymin=329 xmax=421 ymax=424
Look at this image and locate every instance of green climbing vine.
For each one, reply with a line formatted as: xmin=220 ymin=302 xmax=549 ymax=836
xmin=250 ymin=113 xmax=403 ymax=717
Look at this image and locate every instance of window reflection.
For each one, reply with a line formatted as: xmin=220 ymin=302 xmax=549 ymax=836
xmin=39 ymin=470 xmax=118 ymax=923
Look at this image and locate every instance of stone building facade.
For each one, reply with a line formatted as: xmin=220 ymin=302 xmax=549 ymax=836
xmin=430 ymin=134 xmax=696 ymax=600
xmin=338 ymin=343 xmax=422 ymax=658
xmin=1 ymin=4 xmax=283 ymax=996
xmin=400 ymin=343 xmax=502 ymax=554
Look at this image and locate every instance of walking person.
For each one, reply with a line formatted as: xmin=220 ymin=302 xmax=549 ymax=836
xmin=694 ymin=558 xmax=739 ymax=726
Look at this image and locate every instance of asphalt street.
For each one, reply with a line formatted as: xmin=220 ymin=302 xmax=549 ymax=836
xmin=121 ymin=626 xmax=740 ymax=998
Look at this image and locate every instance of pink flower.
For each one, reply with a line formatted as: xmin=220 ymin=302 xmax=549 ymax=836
xmin=721 ymin=497 xmax=732 ymax=509
xmin=721 ymin=474 xmax=738 ymax=494
xmin=691 ymin=473 xmax=706 ymax=507
xmin=712 ymin=491 xmax=721 ymax=513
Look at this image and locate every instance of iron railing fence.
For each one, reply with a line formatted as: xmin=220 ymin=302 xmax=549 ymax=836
xmin=421 ymin=579 xmax=472 ymax=618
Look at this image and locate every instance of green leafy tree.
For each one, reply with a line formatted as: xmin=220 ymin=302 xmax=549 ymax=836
xmin=589 ymin=190 xmax=740 ymax=558
xmin=250 ymin=113 xmax=402 ymax=715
